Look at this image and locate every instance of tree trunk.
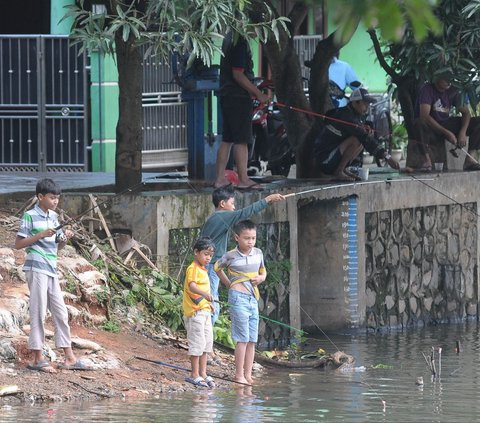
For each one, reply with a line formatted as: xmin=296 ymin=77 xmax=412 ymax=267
xmin=252 ymin=1 xmax=360 ymax=178
xmin=367 ymin=29 xmax=428 ymax=167
xmin=250 ymin=1 xmax=313 ymax=177
xmin=367 ymin=29 xmax=419 ymax=138
xmin=115 ymin=32 xmax=143 ymax=192
xmin=299 ymin=33 xmax=344 ymax=177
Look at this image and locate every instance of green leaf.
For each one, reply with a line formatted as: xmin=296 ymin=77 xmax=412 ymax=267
xmin=116 ymin=4 xmax=125 ymax=20
xmin=122 ymin=24 xmax=131 ymax=42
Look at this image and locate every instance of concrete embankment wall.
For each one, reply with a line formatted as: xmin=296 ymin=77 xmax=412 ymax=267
xmin=295 ymin=175 xmax=479 ymax=333
xmin=62 ymin=173 xmax=480 ymax=337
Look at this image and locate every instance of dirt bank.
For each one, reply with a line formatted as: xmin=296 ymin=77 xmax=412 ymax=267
xmin=0 ymin=211 xmax=239 ymax=405
xmin=0 ymin=323 xmax=238 ymax=405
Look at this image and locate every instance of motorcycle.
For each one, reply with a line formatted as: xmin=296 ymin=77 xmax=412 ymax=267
xmin=247 ymin=79 xmax=295 ymax=177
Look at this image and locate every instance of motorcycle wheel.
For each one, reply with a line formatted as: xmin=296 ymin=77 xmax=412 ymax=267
xmin=269 ymin=155 xmax=293 ymax=177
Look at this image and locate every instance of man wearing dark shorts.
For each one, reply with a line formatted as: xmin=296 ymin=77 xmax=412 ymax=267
xmin=315 ymin=88 xmax=399 ymax=180
xmin=214 ymin=33 xmax=269 ymax=190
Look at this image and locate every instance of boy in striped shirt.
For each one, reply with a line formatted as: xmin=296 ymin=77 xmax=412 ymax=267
xmin=16 ymin=178 xmax=89 ymax=373
xmin=214 ymin=219 xmax=266 ymax=385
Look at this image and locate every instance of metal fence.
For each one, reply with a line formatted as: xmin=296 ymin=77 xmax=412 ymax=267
xmin=141 ymin=49 xmax=188 ymax=170
xmin=139 ymin=37 xmax=324 ymax=171
xmin=0 ymin=36 xmax=88 ymax=172
xmin=293 ymin=35 xmax=323 ymax=91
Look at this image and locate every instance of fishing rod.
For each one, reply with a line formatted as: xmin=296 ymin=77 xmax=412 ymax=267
xmin=275 ymin=101 xmax=371 ymax=133
xmin=449 ymin=145 xmax=480 ymax=165
xmin=214 ymin=299 xmax=305 ymax=336
xmin=134 ymin=356 xmax=251 ymax=386
xmin=275 ymin=100 xmax=463 ymax=161
xmin=54 ymin=177 xmax=156 ymax=230
xmin=282 ymin=177 xmax=436 ymax=198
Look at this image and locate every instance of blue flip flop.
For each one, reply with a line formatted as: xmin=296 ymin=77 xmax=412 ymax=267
xmin=27 ymin=360 xmax=56 ymax=373
xmin=185 ymin=376 xmax=208 ymax=388
xmin=205 ymin=376 xmax=215 ymax=388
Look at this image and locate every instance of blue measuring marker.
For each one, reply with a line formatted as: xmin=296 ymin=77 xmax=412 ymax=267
xmin=346 ymin=196 xmax=359 ymax=326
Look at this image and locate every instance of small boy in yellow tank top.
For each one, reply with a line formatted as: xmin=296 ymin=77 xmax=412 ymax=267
xmin=183 ymin=237 xmax=216 ymax=388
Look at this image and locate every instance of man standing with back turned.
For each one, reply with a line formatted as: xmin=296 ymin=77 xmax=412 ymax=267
xmin=214 ymin=32 xmax=269 ymax=190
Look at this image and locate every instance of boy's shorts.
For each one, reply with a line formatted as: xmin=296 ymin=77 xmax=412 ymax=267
xmin=220 ymin=96 xmax=253 ymax=145
xmin=228 ymin=289 xmax=259 ymax=343
xmin=184 ymin=309 xmax=213 ymax=356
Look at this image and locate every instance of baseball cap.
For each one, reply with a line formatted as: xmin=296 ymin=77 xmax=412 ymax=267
xmin=349 ymin=88 xmax=376 ymax=104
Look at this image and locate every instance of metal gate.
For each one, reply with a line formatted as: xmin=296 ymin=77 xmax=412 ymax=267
xmin=293 ymin=35 xmax=323 ymax=91
xmin=0 ymin=35 xmax=89 ymax=172
xmin=141 ymin=47 xmax=188 ymax=170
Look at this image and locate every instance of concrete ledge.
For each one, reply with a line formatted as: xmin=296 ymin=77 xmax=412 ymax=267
xmin=53 ymin=171 xmax=480 ymax=332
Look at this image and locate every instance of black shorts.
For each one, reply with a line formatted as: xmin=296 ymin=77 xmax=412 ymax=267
xmin=220 ymin=96 xmax=253 ymax=144
xmin=318 ymin=147 xmax=342 ymax=174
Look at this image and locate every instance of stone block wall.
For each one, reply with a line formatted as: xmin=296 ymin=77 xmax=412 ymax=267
xmin=365 ymin=202 xmax=478 ymax=329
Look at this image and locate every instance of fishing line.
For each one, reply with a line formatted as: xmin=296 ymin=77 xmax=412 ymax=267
xmin=214 ymin=299 xmax=305 ymax=336
xmin=410 ymin=175 xmax=480 ymax=219
xmin=134 ymin=356 xmax=251 ymax=386
xmin=298 ymin=305 xmax=342 ymax=352
xmin=296 ymin=302 xmax=388 ymax=412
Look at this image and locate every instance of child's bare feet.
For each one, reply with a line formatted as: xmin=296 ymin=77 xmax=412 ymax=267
xmin=235 ymin=376 xmax=250 ymax=385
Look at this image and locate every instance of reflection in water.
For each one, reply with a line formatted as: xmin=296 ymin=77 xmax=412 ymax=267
xmin=232 ymin=384 xmax=258 ymax=423
xmin=5 ymin=322 xmax=480 ymax=422
xmin=190 ymin=392 xmax=218 ymax=423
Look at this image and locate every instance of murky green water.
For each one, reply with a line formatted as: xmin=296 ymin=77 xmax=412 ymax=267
xmin=3 ymin=322 xmax=480 ymax=422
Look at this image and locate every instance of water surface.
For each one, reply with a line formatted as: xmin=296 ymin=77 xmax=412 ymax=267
xmin=3 ymin=322 xmax=479 ymax=422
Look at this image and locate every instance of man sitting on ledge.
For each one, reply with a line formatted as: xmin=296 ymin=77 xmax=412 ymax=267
xmin=412 ymin=73 xmax=480 ymax=171
xmin=314 ymin=88 xmax=400 ymax=181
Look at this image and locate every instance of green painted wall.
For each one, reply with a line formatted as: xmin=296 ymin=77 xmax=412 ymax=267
xmin=50 ymin=0 xmax=74 ymax=35
xmin=51 ymin=0 xmax=119 ymax=172
xmin=90 ymin=52 xmax=119 ymax=172
xmin=328 ymin=17 xmax=388 ymax=93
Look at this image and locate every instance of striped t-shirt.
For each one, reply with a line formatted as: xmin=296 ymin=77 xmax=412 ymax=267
xmin=17 ymin=204 xmax=62 ymax=277
xmin=214 ymin=247 xmax=265 ymax=300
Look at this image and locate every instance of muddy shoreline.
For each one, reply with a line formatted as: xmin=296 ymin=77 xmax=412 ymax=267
xmin=0 ymin=324 xmax=240 ymax=405
xmin=0 ymin=211 xmax=241 ymax=405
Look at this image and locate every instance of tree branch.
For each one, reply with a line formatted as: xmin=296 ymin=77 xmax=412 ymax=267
xmin=367 ymin=29 xmax=399 ymax=81
xmin=288 ymin=2 xmax=309 ymax=34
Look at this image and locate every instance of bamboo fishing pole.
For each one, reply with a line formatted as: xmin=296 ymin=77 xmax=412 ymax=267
xmin=282 ymin=177 xmax=436 ymax=198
